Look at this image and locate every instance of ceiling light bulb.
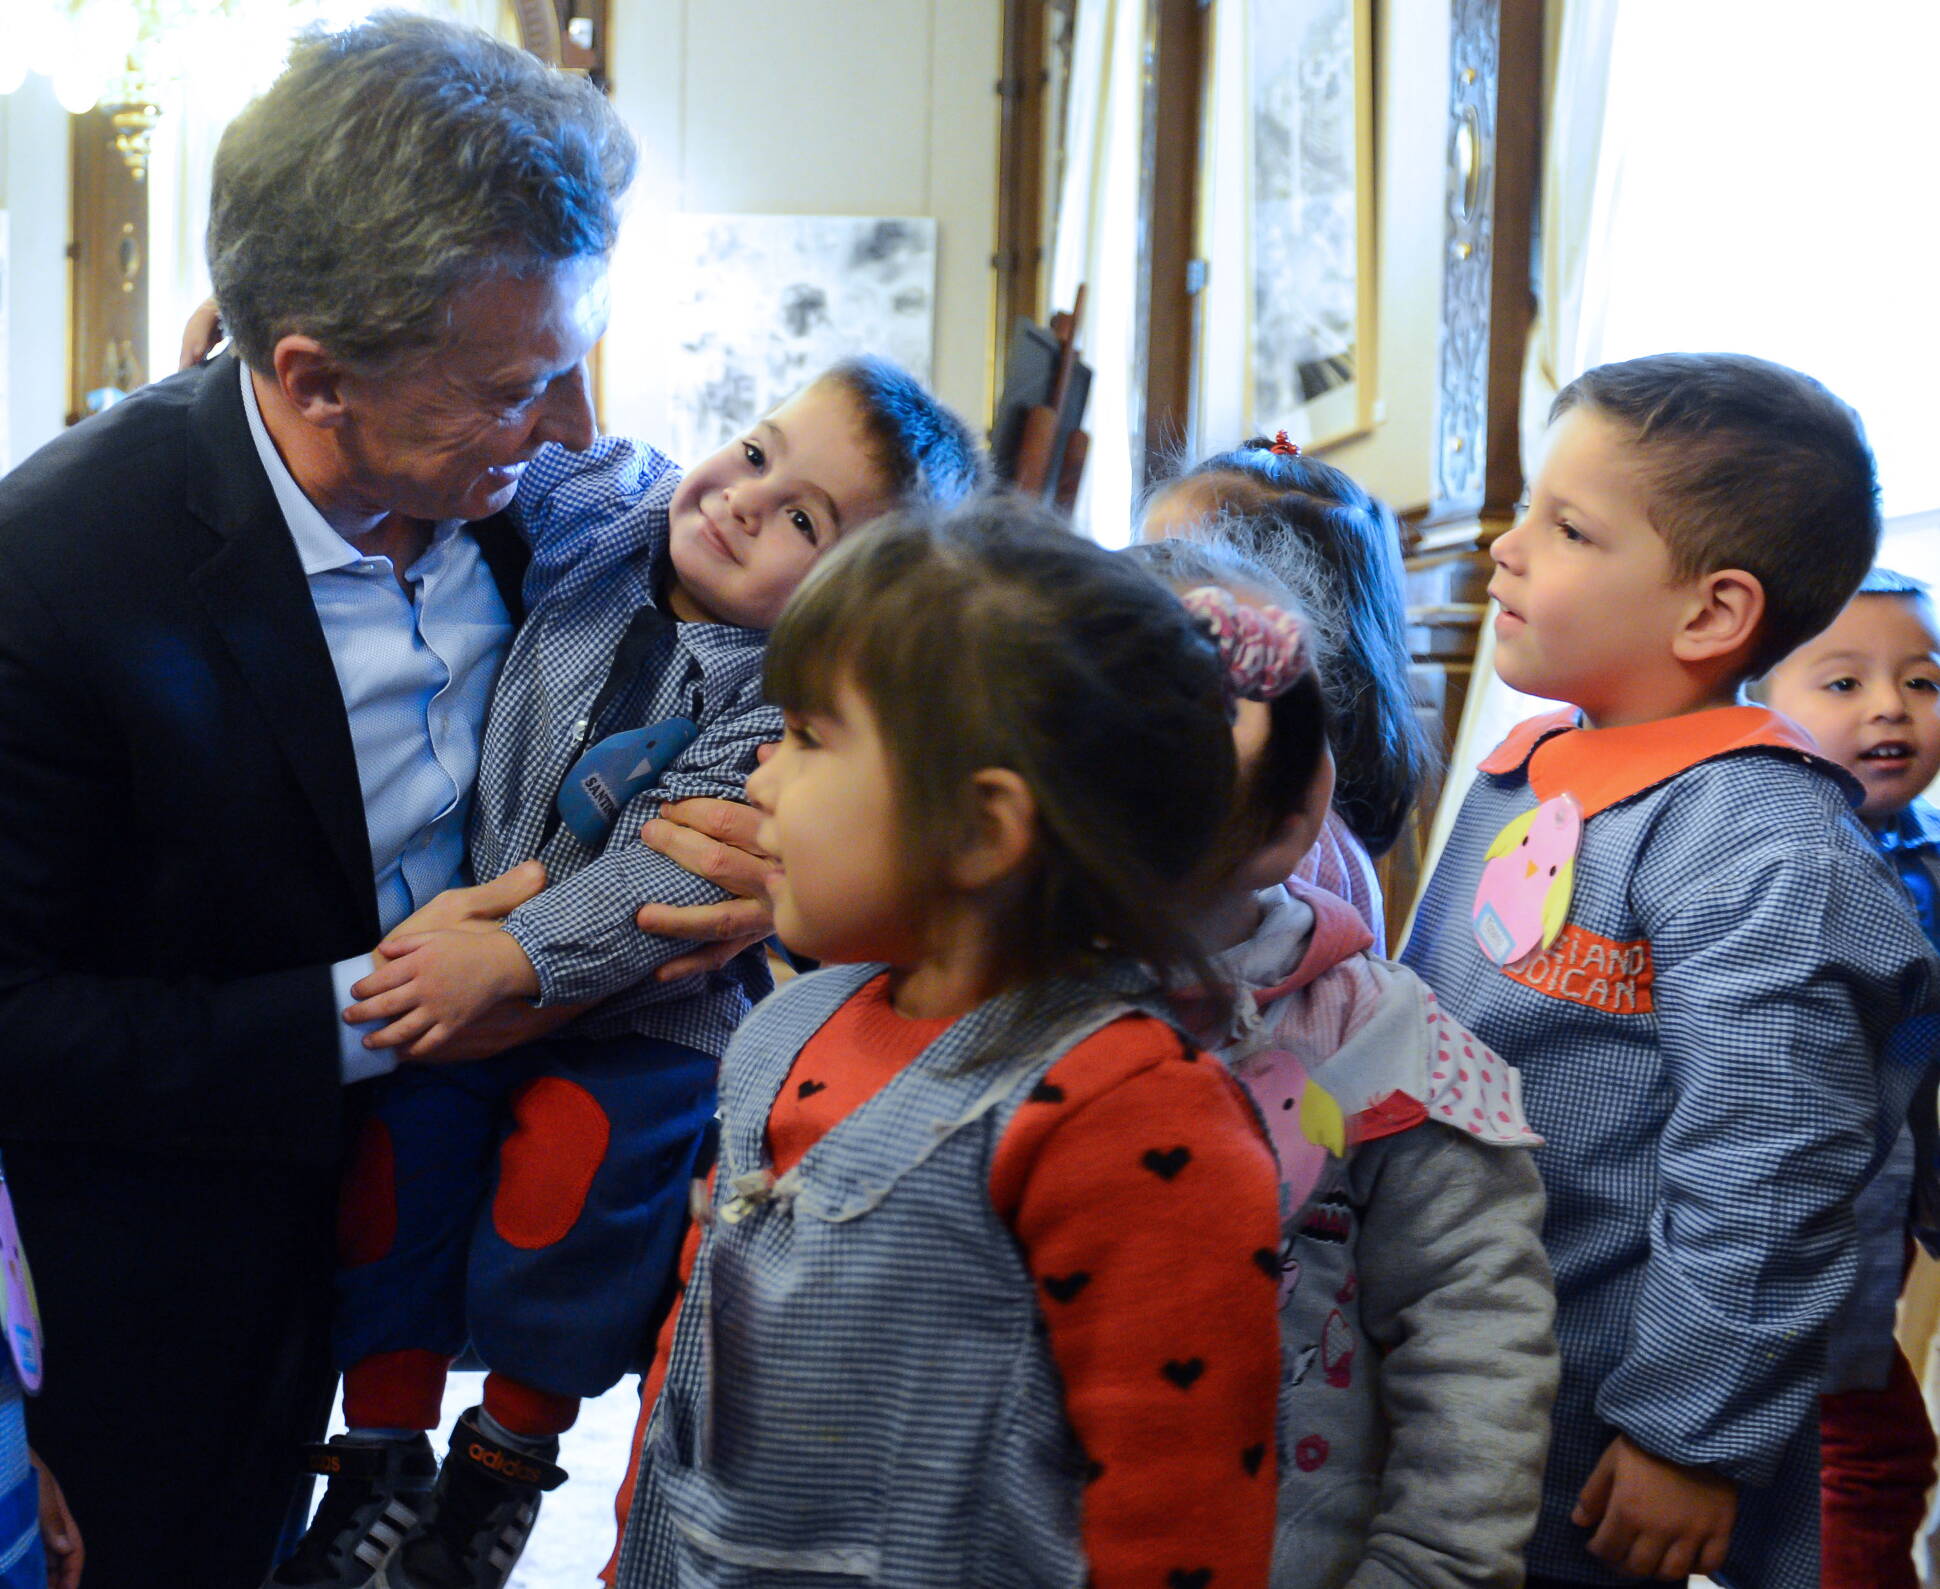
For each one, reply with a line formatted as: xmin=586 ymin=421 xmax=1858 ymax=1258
xmin=52 ymin=61 xmax=105 ymax=115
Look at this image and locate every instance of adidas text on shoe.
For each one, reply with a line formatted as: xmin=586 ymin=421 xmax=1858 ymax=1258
xmin=262 ymin=1433 xmax=437 ymax=1588
xmin=374 ymin=1409 xmax=566 ymax=1589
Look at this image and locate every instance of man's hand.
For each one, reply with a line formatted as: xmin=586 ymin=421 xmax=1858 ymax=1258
xmin=346 ymin=927 xmax=542 ymax=1057
xmin=390 ymin=995 xmax=586 ymax=1062
xmin=637 ymin=798 xmax=777 ymax=980
xmin=31 ymin=1450 xmax=83 ymax=1589
xmin=371 ymin=862 xmax=547 ymax=970
xmin=1574 ymin=1433 xmax=1736 ymax=1580
xmin=387 ymin=861 xmax=548 ymax=940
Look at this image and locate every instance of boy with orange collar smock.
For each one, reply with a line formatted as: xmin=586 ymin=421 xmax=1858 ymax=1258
xmin=1401 ymin=354 xmax=1940 ymax=1589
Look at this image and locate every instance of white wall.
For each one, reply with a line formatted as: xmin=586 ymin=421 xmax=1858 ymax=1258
xmin=600 ymin=0 xmax=1000 ymax=454
xmin=0 ymin=75 xmax=71 ymax=473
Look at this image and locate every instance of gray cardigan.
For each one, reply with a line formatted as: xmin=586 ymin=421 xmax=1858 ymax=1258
xmin=1201 ymin=883 xmax=1559 ymax=1588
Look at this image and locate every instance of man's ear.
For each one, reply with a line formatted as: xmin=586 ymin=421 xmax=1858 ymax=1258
xmin=271 ymin=335 xmax=351 ymax=428
xmin=1673 ymin=567 xmax=1766 ymax=668
xmin=947 ymin=768 xmax=1037 ymax=893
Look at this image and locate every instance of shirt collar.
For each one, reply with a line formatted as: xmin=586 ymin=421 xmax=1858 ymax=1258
xmin=1880 ymin=800 xmax=1940 ymax=856
xmin=237 ymin=358 xmax=459 ymax=576
xmin=1477 ymin=703 xmax=1853 ymax=818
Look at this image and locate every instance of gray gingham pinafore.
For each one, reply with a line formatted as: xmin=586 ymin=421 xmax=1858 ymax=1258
xmin=617 ymin=961 xmax=1169 ymax=1588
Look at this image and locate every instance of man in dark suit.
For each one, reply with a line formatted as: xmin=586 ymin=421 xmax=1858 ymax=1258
xmin=0 ymin=16 xmax=634 ymax=1585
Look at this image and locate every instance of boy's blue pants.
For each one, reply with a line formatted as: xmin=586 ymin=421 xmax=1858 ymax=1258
xmin=335 ymin=1033 xmax=716 ymax=1399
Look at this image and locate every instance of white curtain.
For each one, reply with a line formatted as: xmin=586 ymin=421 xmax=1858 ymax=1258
xmin=1587 ymin=0 xmax=1940 ymax=521
xmin=1517 ymin=0 xmax=1621 ymax=452
xmin=1190 ymin=0 xmax=1249 ymax=459
xmin=1046 ymin=0 xmax=1149 ymax=547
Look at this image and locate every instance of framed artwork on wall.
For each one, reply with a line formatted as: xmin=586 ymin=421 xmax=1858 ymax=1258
xmin=1245 ymin=0 xmax=1376 ymax=450
xmin=662 ymin=214 xmax=938 ymax=467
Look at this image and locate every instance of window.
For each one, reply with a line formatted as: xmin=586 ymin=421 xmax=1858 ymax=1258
xmin=1589 ymin=0 xmax=1940 ymax=529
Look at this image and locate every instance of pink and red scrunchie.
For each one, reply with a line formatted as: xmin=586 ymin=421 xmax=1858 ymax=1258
xmin=1181 ymin=585 xmax=1310 ymax=703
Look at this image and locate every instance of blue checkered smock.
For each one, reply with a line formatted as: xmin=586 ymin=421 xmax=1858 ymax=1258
xmin=474 ymin=439 xmax=776 ymax=1055
xmin=0 ymin=1366 xmax=39 ymax=1589
xmin=618 ymin=962 xmax=1165 ymax=1589
xmin=1403 ymin=717 xmax=1940 ymax=1588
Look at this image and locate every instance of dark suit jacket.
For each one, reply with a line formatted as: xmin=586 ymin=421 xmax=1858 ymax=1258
xmin=0 ymin=355 xmax=528 ymax=1161
xmin=0 ymin=354 xmax=529 ymax=1584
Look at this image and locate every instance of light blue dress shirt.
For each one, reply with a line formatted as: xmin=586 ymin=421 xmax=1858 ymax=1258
xmin=238 ymin=362 xmax=514 ymax=1082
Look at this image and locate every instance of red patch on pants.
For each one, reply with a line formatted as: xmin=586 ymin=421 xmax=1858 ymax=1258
xmin=493 ymin=1077 xmax=611 ymax=1250
xmin=338 ymin=1115 xmax=397 ymax=1267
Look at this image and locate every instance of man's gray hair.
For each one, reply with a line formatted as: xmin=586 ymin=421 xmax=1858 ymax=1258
xmin=208 ymin=9 xmax=636 ymax=373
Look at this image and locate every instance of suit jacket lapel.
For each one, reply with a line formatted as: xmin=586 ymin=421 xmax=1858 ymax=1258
xmin=467 ymin=511 xmax=530 ymax=623
xmin=182 ymin=358 xmax=380 ymax=942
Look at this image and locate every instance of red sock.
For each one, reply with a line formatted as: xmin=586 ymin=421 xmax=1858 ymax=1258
xmin=343 ymin=1349 xmax=451 ymax=1431
xmin=483 ymin=1372 xmax=580 ymax=1439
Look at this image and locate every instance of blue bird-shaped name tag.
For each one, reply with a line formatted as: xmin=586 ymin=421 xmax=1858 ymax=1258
xmin=556 ymin=717 xmax=700 ymax=845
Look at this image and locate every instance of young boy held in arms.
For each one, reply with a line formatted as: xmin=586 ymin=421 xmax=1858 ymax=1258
xmin=1401 ymin=354 xmax=1940 ymax=1589
xmin=277 ymin=360 xmax=980 ymax=1589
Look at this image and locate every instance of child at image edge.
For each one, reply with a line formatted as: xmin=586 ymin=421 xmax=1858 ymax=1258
xmin=617 ymin=503 xmax=1286 ymax=1587
xmin=1401 ymin=353 xmax=1940 ymax=1589
xmin=1763 ymin=569 xmax=1940 ymax=1589
xmin=1134 ymin=536 xmax=1559 ymax=1587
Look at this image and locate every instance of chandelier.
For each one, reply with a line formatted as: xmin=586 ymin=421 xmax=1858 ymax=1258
xmin=0 ymin=1 xmax=247 ymax=177
xmin=0 ymin=0 xmax=385 ymax=179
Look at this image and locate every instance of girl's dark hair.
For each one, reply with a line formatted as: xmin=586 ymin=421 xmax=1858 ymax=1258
xmin=1128 ymin=539 xmax=1331 ymax=869
xmin=766 ymin=497 xmax=1236 ymax=987
xmin=817 ymin=356 xmax=987 ymax=510
xmin=1149 ymin=441 xmax=1436 ymax=856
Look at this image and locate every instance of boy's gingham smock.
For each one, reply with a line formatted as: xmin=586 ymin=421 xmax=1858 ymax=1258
xmin=1828 ymin=795 xmax=1940 ymax=1390
xmin=1402 ymin=706 xmax=1940 ymax=1589
xmin=473 ymin=438 xmax=776 ymax=1055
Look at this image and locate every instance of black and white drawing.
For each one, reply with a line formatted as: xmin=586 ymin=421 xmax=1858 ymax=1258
xmin=1248 ymin=0 xmax=1372 ymax=447
xmin=667 ymin=214 xmax=938 ymax=463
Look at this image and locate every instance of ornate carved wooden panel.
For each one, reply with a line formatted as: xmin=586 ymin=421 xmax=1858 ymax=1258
xmin=1433 ymin=0 xmax=1499 ymax=512
xmin=1381 ymin=0 xmax=1544 ymax=936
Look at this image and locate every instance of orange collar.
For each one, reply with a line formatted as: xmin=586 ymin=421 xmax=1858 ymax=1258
xmin=1477 ymin=705 xmax=1845 ymax=819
